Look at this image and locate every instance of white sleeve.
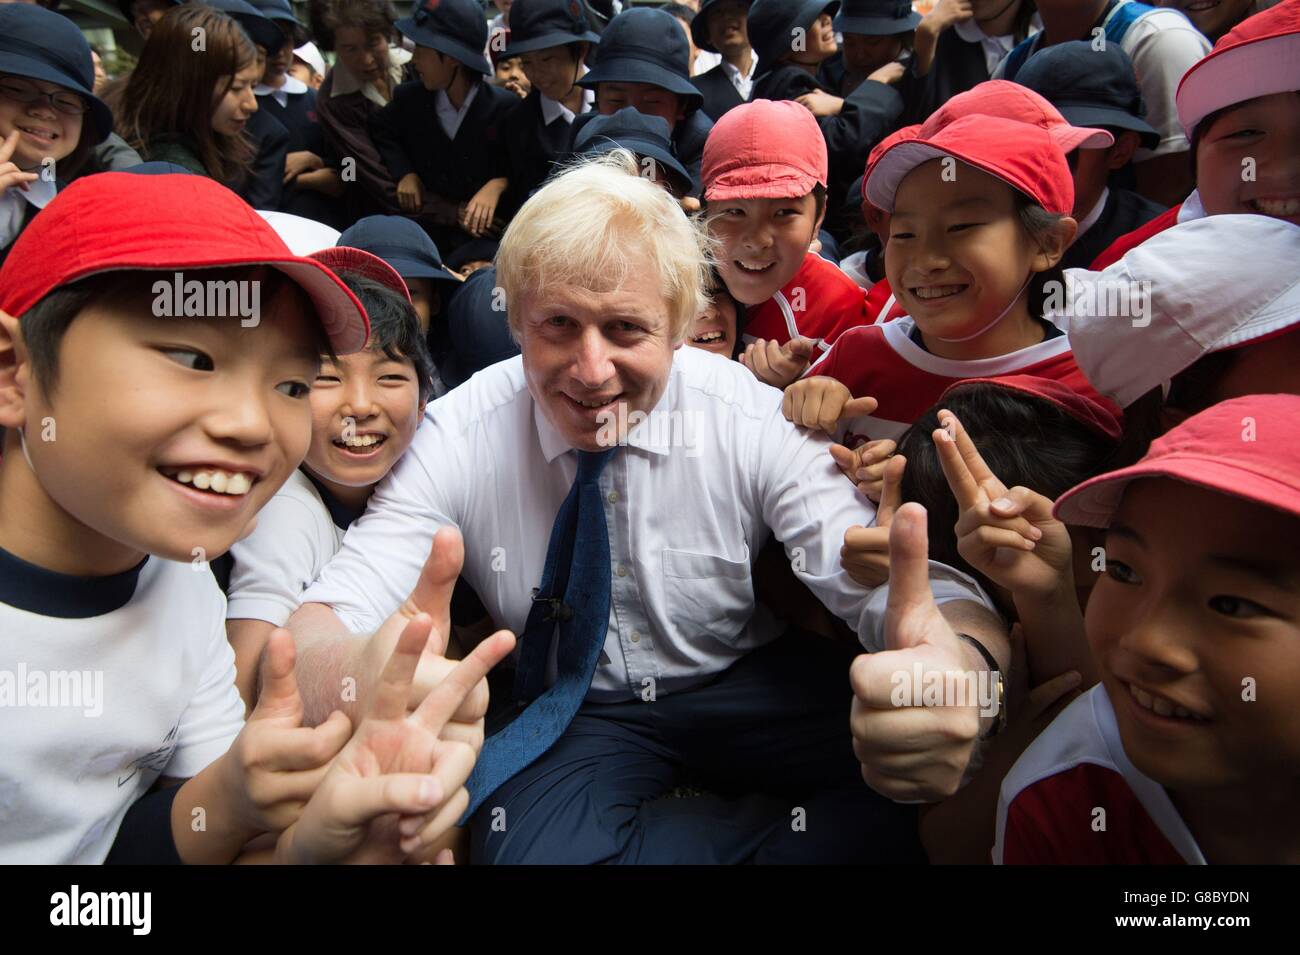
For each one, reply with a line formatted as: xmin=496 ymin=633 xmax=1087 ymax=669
xmin=164 ymin=584 xmax=246 ymax=779
xmin=226 ymin=492 xmax=333 ymax=627
xmin=750 ymin=395 xmax=996 ymax=651
xmin=298 ymin=414 xmax=467 ymax=633
xmin=1126 ymin=14 xmax=1212 ymax=159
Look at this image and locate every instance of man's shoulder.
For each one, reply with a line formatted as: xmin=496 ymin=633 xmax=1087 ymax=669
xmin=675 ymin=346 xmax=783 ymax=420
xmin=422 ymin=355 xmax=530 ymax=437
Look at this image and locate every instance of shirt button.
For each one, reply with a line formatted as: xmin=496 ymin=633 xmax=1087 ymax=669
xmin=630 ymin=631 xmax=640 ymax=643
xmin=607 ymin=491 xmax=620 ymax=504
xmin=616 ymin=564 xmax=628 ymax=578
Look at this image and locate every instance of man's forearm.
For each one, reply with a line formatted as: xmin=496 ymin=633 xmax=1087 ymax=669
xmin=282 ymin=602 xmax=366 ymax=726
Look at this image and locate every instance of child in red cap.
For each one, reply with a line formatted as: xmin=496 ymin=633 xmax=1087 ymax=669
xmin=702 ymin=99 xmax=873 ymax=381
xmin=0 ymin=172 xmax=509 ymax=863
xmin=784 ymin=112 xmax=1112 ymax=500
xmin=1091 ymin=0 xmax=1300 ymax=267
xmin=996 ymin=394 xmax=1300 ymax=863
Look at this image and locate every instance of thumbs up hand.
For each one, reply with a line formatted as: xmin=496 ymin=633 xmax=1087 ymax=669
xmin=848 ymin=502 xmax=990 ymax=802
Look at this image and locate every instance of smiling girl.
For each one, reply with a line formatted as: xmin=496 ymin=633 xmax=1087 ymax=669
xmin=0 ymin=5 xmax=114 ymax=263
xmin=118 ymin=5 xmax=260 ymax=187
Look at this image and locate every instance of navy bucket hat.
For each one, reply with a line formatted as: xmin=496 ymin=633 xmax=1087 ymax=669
xmin=505 ymin=0 xmax=602 ymax=58
xmin=692 ymin=0 xmax=754 ymax=55
xmin=578 ymin=8 xmax=704 ymax=110
xmin=1015 ymin=41 xmax=1161 ymax=150
xmin=338 ymin=215 xmax=463 ymax=283
xmin=833 ymin=0 xmax=920 ymax=36
xmin=0 ymin=4 xmax=113 ymax=144
xmin=574 ymin=107 xmax=694 ymax=195
xmin=442 ymin=266 xmax=521 ymax=388
xmin=202 ymin=0 xmax=288 ymax=53
xmin=747 ymin=0 xmax=840 ymax=70
xmin=397 ymin=0 xmax=494 ymax=75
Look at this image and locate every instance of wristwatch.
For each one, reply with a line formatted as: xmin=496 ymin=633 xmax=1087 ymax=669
xmin=957 ymin=633 xmax=1007 ymax=740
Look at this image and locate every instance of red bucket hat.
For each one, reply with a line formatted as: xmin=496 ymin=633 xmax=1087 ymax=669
xmin=1055 ymin=394 xmax=1300 ymax=527
xmin=702 ymin=99 xmax=828 ymax=201
xmin=923 ymin=80 xmax=1114 ymax=152
xmin=1176 ymin=0 xmax=1300 ymax=135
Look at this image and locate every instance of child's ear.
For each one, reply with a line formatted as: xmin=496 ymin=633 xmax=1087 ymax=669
xmin=0 ymin=309 xmax=31 ymax=430
xmin=1030 ymin=216 xmax=1079 ymax=273
xmin=1108 ymin=132 xmax=1141 ymax=170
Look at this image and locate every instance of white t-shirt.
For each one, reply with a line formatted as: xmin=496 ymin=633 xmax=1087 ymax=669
xmin=226 ymin=469 xmax=347 ymax=628
xmin=993 ymin=4 xmax=1211 ymax=159
xmin=0 ymin=552 xmax=245 ymax=863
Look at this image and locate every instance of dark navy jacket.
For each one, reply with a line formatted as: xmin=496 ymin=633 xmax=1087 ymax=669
xmin=501 ymin=90 xmax=583 ymax=210
xmin=1061 ymin=188 xmax=1167 ymax=271
xmin=692 ymin=62 xmax=745 ymax=121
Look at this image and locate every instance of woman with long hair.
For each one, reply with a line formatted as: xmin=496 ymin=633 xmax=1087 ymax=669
xmin=117 ymin=4 xmax=260 ymax=187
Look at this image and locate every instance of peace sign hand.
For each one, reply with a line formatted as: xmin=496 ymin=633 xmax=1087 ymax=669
xmin=0 ymin=130 xmax=40 ymax=194
xmin=933 ymin=409 xmax=1074 ymax=599
xmin=840 ymin=454 xmax=905 ymax=589
xmin=275 ymin=616 xmax=515 ymax=864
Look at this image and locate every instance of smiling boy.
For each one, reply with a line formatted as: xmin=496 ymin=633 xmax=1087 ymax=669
xmin=0 ymin=172 xmax=372 ymax=863
xmin=996 ymin=395 xmax=1300 ymax=864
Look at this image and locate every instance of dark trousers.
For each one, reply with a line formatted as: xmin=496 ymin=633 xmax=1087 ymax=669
xmin=469 ymin=633 xmax=926 ymax=864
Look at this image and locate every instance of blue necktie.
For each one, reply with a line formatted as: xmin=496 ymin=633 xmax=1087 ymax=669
xmin=463 ymin=447 xmax=617 ymax=819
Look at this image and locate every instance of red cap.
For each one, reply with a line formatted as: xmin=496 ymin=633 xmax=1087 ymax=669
xmin=0 ymin=173 xmax=370 ymax=353
xmin=310 ymin=247 xmax=413 ymax=305
xmin=923 ymin=80 xmax=1114 ymax=152
xmin=702 ymin=99 xmax=828 ymax=201
xmin=1176 ymin=0 xmax=1300 ymax=134
xmin=1054 ymin=394 xmax=1300 ymax=527
xmin=863 ymin=123 xmax=922 ymax=204
xmin=942 ymin=375 xmax=1123 ymax=441
xmin=864 ymin=114 xmax=1074 ymax=216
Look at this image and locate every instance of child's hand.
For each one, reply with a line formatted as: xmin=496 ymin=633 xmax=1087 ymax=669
xmin=933 ymin=410 xmax=1074 ymax=598
xmin=283 ymin=150 xmax=324 ymax=183
xmin=224 ymin=630 xmax=354 ymax=835
xmin=397 ymin=172 xmax=424 ymax=213
xmin=829 ymin=437 xmax=896 ymax=501
xmin=460 ymin=178 xmax=507 ymax=237
xmin=840 ymin=454 xmax=905 ymax=588
xmin=0 ymin=131 xmax=38 ymax=194
xmin=867 ymin=62 xmax=907 ymax=86
xmin=741 ymin=336 xmax=817 ymax=388
xmin=795 ymin=90 xmax=844 ymax=117
xmin=783 ymin=375 xmax=878 ymax=435
xmin=275 ymin=616 xmax=516 ymax=865
xmin=921 ymin=0 xmax=974 ymax=35
xmin=680 ymin=196 xmax=701 ymax=214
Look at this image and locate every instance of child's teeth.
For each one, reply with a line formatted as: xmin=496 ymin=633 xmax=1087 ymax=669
xmin=225 ymin=473 xmax=252 ymax=494
xmin=193 ymin=472 xmax=212 ymax=490
xmin=167 ymin=468 xmax=254 ymax=495
xmin=178 ymin=470 xmax=193 ymax=483
xmin=209 ymin=472 xmax=228 ymax=493
xmin=1253 ymin=197 xmax=1300 ymax=216
xmin=1151 ymin=696 xmax=1173 ymax=717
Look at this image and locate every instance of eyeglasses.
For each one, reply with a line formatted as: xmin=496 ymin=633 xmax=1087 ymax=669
xmin=0 ymin=77 xmax=89 ymax=116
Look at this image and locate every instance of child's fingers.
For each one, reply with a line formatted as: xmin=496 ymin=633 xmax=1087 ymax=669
xmin=841 ymin=396 xmax=878 ymax=419
xmin=249 ymin=629 xmax=303 ymax=722
xmin=400 ymin=787 xmax=470 ymax=856
xmin=854 ymin=438 xmax=895 ymax=477
xmin=828 ymin=442 xmax=858 ymax=477
xmin=938 ymin=410 xmax=1005 ymax=495
xmin=0 ymin=130 xmax=21 ymax=164
xmin=434 ymin=848 xmax=455 ymax=865
xmin=255 ymin=713 xmax=353 ymax=772
xmin=332 ymin=773 xmax=446 ymax=831
xmin=371 ymin=612 xmax=437 ymax=722
xmin=843 ymin=524 xmax=888 ymax=552
xmin=989 ymin=485 xmax=1052 ymax=522
xmin=932 ymin=424 xmax=983 ymax=511
xmin=876 ymin=453 xmax=906 ymax=527
xmin=958 ymin=526 xmax=1036 ymax=572
xmin=412 ymin=630 xmax=516 ymax=735
xmin=953 ymin=500 xmax=1043 ymax=545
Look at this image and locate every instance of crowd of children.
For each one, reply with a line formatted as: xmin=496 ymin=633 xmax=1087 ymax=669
xmin=0 ymin=0 xmax=1296 ymax=865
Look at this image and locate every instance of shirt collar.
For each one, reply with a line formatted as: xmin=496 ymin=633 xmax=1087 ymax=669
xmin=539 ymin=65 xmax=592 ymax=125
xmin=720 ymin=53 xmax=757 ymax=83
xmin=1076 ymin=187 xmax=1109 ymax=237
xmin=330 ymin=46 xmax=411 ymax=106
xmin=255 ymin=75 xmax=308 ymax=97
xmin=1177 ymin=188 xmax=1206 ymax=223
xmin=0 ymin=545 xmax=149 ymax=618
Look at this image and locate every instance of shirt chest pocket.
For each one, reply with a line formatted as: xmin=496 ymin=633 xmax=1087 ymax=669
xmin=660 ymin=546 xmax=753 ymax=644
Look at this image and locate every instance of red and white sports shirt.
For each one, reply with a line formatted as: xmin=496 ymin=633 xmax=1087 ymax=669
xmin=994 ymin=685 xmax=1207 ymax=865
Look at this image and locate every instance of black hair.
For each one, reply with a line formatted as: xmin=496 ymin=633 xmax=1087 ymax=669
xmin=1013 ymin=191 xmax=1069 ymax=322
xmin=659 ymin=2 xmax=695 ymax=23
xmin=18 ymin=268 xmax=326 ymax=398
xmin=897 ymin=382 xmax=1116 ymax=606
xmin=335 ymin=272 xmax=436 ymax=405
